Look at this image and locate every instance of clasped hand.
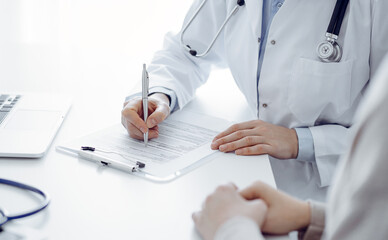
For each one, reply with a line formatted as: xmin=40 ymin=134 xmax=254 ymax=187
xmin=193 ymin=181 xmax=311 ymax=240
xmin=211 ymin=120 xmax=299 ymax=159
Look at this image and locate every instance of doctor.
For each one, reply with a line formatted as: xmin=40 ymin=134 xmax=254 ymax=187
xmin=121 ymin=0 xmax=388 ymax=200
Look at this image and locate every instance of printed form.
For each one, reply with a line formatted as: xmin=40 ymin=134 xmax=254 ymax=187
xmin=59 ymin=110 xmax=231 ymax=182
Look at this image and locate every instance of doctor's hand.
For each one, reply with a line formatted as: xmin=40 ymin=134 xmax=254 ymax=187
xmin=239 ymin=181 xmax=310 ymax=234
xmin=211 ymin=120 xmax=298 ymax=159
xmin=121 ymin=93 xmax=170 ymax=140
xmin=192 ymin=183 xmax=268 ymax=240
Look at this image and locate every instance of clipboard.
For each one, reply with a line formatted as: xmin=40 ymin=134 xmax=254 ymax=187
xmin=57 ymin=110 xmax=231 ymax=183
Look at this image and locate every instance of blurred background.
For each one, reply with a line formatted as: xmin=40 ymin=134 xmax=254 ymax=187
xmin=0 ymin=0 xmax=191 ymax=136
xmin=0 ymin=0 xmax=248 ymax=139
xmin=0 ymin=0 xmax=192 ymax=93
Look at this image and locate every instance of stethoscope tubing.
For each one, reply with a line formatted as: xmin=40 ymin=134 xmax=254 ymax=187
xmin=327 ymin=0 xmax=349 ymax=36
xmin=180 ymin=0 xmax=244 ymax=57
xmin=334 ymin=0 xmax=349 ymax=36
xmin=0 ymin=178 xmax=50 ymax=226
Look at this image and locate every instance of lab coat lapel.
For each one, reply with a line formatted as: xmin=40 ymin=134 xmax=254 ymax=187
xmin=245 ymin=0 xmax=263 ymax=39
xmin=242 ymin=0 xmax=262 ymax=112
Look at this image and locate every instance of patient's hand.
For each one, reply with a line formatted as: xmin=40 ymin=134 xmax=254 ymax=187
xmin=240 ymin=181 xmax=311 ymax=234
xmin=192 ymin=183 xmax=268 ymax=240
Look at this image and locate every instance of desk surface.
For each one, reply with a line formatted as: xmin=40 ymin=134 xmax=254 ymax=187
xmin=0 ymin=66 xmax=277 ymax=240
xmin=0 ymin=2 xmax=280 ymax=238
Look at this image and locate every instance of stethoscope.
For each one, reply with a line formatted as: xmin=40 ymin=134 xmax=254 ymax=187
xmin=317 ymin=0 xmax=349 ymax=62
xmin=180 ymin=0 xmax=246 ymax=57
xmin=180 ymin=0 xmax=349 ymax=63
xmin=0 ymin=178 xmax=50 ymax=228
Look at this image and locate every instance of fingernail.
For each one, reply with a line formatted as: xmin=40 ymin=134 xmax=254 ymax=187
xmin=140 ymin=127 xmax=146 ymax=133
xmin=211 ymin=142 xmax=216 ymax=148
xmin=219 ymin=145 xmax=226 ymax=151
xmin=151 ymin=119 xmax=156 ymax=125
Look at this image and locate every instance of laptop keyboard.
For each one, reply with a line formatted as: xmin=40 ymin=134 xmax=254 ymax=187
xmin=0 ymin=94 xmax=21 ymax=125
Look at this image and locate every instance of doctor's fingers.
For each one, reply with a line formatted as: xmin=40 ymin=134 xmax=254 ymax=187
xmin=211 ymin=129 xmax=257 ymax=151
xmin=212 ymin=129 xmax=265 ymax=151
xmin=121 ymin=103 xmax=147 ymax=132
xmin=235 ymin=144 xmax=272 ymax=156
xmin=124 ymin=121 xmax=159 ymax=140
xmin=146 ymin=102 xmax=170 ymax=128
xmin=212 ymin=120 xmax=263 ymax=141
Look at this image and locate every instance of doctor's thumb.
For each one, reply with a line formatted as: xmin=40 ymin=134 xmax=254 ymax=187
xmin=146 ymin=102 xmax=170 ymax=128
xmin=146 ymin=111 xmax=166 ymax=128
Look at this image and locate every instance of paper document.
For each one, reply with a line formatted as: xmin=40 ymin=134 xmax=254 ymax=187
xmin=58 ymin=110 xmax=231 ymax=182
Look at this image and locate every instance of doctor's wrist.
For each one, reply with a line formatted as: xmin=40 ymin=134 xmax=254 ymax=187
xmin=290 ymin=128 xmax=299 ymax=159
xmin=149 ymin=93 xmax=170 ymax=106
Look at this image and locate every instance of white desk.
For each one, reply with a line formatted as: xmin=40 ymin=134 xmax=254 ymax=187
xmin=0 ymin=65 xmax=278 ymax=240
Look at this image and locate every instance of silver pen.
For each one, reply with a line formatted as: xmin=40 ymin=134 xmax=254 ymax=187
xmin=142 ymin=64 xmax=149 ymax=146
xmin=78 ymin=149 xmax=140 ymax=172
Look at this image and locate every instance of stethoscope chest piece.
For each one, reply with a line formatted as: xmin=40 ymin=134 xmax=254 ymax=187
xmin=317 ymin=40 xmax=342 ymax=63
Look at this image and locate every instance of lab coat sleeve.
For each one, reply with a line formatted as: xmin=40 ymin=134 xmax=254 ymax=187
xmin=146 ymin=0 xmax=228 ymax=110
xmin=124 ymin=86 xmax=179 ymax=112
xmin=148 ymin=86 xmax=179 ymax=113
xmin=309 ymin=125 xmax=349 ymax=187
xmin=294 ymin=128 xmax=315 ymax=163
xmin=309 ymin=0 xmax=388 ymax=188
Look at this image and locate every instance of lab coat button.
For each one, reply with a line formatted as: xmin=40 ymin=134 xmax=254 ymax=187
xmin=270 ymin=40 xmax=276 ymax=45
xmin=277 ymin=2 xmax=283 ymax=8
xmin=262 ymin=103 xmax=268 ymax=108
xmin=258 ymin=37 xmax=261 ymax=43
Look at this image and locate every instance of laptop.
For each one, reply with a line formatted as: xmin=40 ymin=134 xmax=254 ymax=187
xmin=0 ymin=93 xmax=71 ymax=158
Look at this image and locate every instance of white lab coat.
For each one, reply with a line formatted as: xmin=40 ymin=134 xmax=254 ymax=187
xmin=213 ymin=54 xmax=388 ymax=240
xmin=146 ymin=0 xmax=388 ymax=200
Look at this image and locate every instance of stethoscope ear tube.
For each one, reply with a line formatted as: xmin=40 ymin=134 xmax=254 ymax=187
xmin=180 ymin=0 xmax=245 ymax=58
xmin=0 ymin=178 xmax=50 ymax=227
xmin=237 ymin=0 xmax=245 ymax=6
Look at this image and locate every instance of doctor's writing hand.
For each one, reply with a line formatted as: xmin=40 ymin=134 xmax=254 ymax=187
xmin=121 ymin=93 xmax=170 ymax=140
xmin=192 ymin=183 xmax=268 ymax=240
xmin=211 ymin=120 xmax=298 ymax=159
xmin=239 ymin=181 xmax=310 ymax=234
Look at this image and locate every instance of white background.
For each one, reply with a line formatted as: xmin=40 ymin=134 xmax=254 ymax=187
xmin=0 ymin=0 xmax=251 ymax=136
